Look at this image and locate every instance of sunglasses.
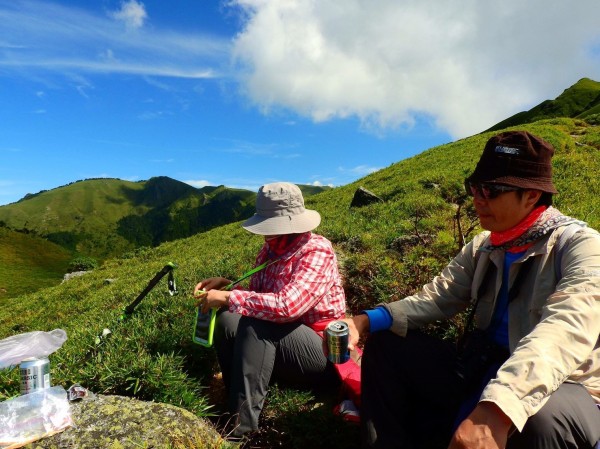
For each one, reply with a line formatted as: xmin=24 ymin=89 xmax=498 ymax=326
xmin=464 ymin=181 xmax=521 ymax=200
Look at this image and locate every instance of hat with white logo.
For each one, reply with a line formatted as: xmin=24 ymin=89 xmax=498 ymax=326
xmin=466 ymin=130 xmax=558 ymax=193
xmin=242 ymin=182 xmax=321 ymax=235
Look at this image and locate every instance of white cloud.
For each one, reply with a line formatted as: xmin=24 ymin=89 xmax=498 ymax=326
xmin=338 ymin=165 xmax=381 ymax=176
xmin=183 ymin=179 xmax=212 ymax=188
xmin=110 ymin=1 xmax=148 ymax=30
xmin=310 ymin=180 xmax=334 ymax=187
xmin=0 ymin=1 xmax=230 ymax=80
xmin=231 ymin=0 xmax=600 ymax=137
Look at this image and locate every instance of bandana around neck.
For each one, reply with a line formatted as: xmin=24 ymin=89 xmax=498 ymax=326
xmin=484 ymin=206 xmax=584 ymax=253
xmin=266 ymin=233 xmax=307 ymax=258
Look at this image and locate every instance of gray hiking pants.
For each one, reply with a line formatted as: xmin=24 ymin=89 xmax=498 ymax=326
xmin=361 ymin=330 xmax=600 ymax=449
xmin=213 ymin=311 xmax=339 ymax=436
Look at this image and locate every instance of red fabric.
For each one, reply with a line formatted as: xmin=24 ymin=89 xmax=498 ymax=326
xmin=490 ymin=205 xmax=547 ymax=253
xmin=334 ymin=347 xmax=363 ymax=407
xmin=308 ymin=318 xmax=338 ymax=334
xmin=228 ymin=232 xmax=346 ymax=325
xmin=266 ymin=233 xmax=305 ymax=257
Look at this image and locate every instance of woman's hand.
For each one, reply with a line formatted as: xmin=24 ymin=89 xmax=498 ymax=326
xmin=194 ymin=277 xmax=232 ymax=312
xmin=198 ymin=289 xmax=230 ymax=313
xmin=193 ymin=277 xmax=231 ymax=296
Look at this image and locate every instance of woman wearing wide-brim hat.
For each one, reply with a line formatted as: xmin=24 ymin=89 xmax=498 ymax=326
xmin=194 ymin=182 xmax=346 ymax=440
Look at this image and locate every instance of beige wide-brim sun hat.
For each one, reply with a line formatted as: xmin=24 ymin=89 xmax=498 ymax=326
xmin=242 ymin=182 xmax=321 ymax=235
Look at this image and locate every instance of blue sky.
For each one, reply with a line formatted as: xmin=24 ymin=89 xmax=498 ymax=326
xmin=1 ymin=0 xmax=599 ymax=206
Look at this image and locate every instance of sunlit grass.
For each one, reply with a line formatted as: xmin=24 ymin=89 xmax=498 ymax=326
xmin=1 ymin=118 xmax=598 ymax=448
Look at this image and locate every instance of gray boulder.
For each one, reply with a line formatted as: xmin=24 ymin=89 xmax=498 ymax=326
xmin=350 ymin=187 xmax=383 ymax=208
xmin=26 ymin=394 xmax=229 ymax=449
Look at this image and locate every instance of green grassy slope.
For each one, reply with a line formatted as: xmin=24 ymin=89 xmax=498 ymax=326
xmin=0 ymin=118 xmax=598 ymax=448
xmin=0 ymin=227 xmax=72 ymax=299
xmin=0 ymin=178 xmax=149 ymax=232
xmin=0 ymin=179 xmax=330 ymax=299
xmin=487 ymin=78 xmax=600 ymax=131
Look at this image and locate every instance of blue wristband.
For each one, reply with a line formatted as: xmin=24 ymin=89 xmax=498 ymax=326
xmin=363 ymin=306 xmax=393 ymax=332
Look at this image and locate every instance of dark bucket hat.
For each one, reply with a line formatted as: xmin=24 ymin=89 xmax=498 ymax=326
xmin=466 ymin=131 xmax=558 ymax=194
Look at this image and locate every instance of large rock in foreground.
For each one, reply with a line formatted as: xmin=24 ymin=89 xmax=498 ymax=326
xmin=26 ymin=394 xmax=228 ymax=449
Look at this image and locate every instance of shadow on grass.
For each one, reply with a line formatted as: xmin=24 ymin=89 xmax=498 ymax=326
xmin=206 ymin=383 xmax=361 ymax=449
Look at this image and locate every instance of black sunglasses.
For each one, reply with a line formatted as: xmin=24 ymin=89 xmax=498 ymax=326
xmin=464 ymin=181 xmax=521 ymax=200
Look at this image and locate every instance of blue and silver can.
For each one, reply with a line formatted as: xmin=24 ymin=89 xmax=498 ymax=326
xmin=325 ymin=320 xmax=350 ymax=364
xmin=20 ymin=357 xmax=51 ymax=395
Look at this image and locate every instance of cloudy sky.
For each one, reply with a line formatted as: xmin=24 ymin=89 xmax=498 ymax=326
xmin=1 ymin=0 xmax=599 ymax=205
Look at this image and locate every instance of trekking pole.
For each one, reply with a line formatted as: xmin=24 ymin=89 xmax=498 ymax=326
xmin=121 ymin=262 xmax=178 ymax=319
xmin=92 ymin=262 xmax=178 ymax=348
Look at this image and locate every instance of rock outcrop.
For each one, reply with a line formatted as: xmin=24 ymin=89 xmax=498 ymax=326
xmin=28 ymin=394 xmax=228 ymax=449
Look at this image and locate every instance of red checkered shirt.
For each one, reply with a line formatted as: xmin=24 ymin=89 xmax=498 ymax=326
xmin=228 ymin=232 xmax=346 ymax=325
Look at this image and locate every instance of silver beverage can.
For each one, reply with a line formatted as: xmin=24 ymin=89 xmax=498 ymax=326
xmin=20 ymin=357 xmax=51 ymax=395
xmin=325 ymin=320 xmax=350 ymax=364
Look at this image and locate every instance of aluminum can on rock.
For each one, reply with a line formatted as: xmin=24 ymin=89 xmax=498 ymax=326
xmin=20 ymin=357 xmax=51 ymax=395
xmin=325 ymin=321 xmax=350 ymax=364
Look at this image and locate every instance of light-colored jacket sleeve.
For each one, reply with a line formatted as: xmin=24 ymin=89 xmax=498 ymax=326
xmin=481 ymin=228 xmax=600 ymax=431
xmin=381 ymin=234 xmax=488 ymax=337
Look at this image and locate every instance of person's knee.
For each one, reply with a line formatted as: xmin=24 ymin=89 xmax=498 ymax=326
xmin=511 ymin=403 xmax=570 ymax=448
xmin=363 ymin=330 xmax=405 ymax=368
xmin=215 ymin=311 xmax=239 ymax=342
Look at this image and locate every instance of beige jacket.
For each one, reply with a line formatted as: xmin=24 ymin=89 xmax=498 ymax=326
xmin=382 ymin=224 xmax=600 ymax=431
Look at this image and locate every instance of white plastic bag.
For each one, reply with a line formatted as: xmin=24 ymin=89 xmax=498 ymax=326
xmin=0 ymin=330 xmax=67 ymax=370
xmin=0 ymin=386 xmax=72 ymax=448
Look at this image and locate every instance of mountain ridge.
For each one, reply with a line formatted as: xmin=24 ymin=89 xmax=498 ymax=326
xmin=0 ymin=177 xmax=330 ymax=297
xmin=1 ymin=103 xmax=599 ymax=447
xmin=0 ymin=77 xmax=597 ymax=303
xmin=487 ymin=77 xmax=600 ymax=131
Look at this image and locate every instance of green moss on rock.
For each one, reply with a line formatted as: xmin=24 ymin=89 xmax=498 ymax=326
xmin=24 ymin=394 xmax=230 ymax=449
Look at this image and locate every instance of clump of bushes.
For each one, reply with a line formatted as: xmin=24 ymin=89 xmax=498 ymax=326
xmin=68 ymin=256 xmax=98 ymax=272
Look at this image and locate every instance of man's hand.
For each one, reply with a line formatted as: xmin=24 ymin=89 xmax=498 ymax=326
xmin=343 ymin=314 xmax=370 ymax=351
xmin=448 ymin=402 xmax=512 ymax=449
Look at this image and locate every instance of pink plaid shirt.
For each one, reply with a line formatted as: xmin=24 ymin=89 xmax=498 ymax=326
xmin=228 ymin=233 xmax=346 ymax=325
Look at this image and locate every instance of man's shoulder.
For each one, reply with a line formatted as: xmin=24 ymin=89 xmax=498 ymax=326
xmin=551 ymin=222 xmax=600 ymax=245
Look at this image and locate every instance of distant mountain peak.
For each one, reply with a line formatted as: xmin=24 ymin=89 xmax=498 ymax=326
xmin=486 ymin=77 xmax=600 ymax=132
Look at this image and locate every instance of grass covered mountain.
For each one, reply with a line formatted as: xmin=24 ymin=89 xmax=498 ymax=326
xmin=487 ymin=77 xmax=600 ymax=131
xmin=1 ymin=114 xmax=598 ymax=448
xmin=0 ymin=178 xmax=330 ymax=261
xmin=0 ymin=178 xmax=330 ymax=298
xmin=0 ymin=225 xmax=72 ymax=299
xmin=0 ymin=176 xmax=258 ymax=260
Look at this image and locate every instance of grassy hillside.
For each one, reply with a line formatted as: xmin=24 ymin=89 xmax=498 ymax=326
xmin=0 ymin=180 xmax=330 ymax=300
xmin=0 ymin=177 xmax=257 ymax=259
xmin=0 ymin=178 xmax=330 ymax=261
xmin=0 ymin=226 xmax=72 ymax=300
xmin=487 ymin=77 xmax=600 ymax=131
xmin=0 ymin=118 xmax=598 ymax=448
